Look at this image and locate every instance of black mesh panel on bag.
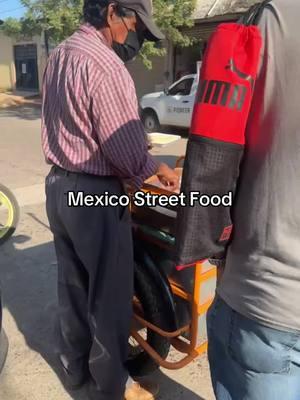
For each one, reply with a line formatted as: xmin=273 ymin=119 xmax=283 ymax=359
xmin=174 ymin=135 xmax=244 ymax=266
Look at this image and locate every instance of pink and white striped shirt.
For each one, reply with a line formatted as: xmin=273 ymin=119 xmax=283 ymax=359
xmin=41 ymin=23 xmax=158 ymax=188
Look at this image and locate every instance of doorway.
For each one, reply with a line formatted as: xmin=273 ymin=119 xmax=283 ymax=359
xmin=14 ymin=44 xmax=39 ymax=91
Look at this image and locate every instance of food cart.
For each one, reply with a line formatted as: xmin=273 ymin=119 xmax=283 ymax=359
xmin=127 ymin=148 xmax=217 ymax=376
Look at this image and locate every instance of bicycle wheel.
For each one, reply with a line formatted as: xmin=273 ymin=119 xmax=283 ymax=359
xmin=127 ymin=262 xmax=171 ymax=377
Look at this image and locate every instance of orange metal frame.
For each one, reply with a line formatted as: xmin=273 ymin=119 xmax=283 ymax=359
xmin=131 ymin=262 xmax=217 ymax=369
xmin=129 ymin=156 xmax=217 ymax=370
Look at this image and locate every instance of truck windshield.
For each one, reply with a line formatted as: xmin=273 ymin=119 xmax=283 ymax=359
xmin=169 ymin=78 xmax=194 ymax=96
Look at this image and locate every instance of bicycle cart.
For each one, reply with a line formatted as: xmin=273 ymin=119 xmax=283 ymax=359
xmin=127 ymin=159 xmax=217 ymax=377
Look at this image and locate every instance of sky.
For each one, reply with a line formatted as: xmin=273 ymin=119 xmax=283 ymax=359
xmin=0 ymin=0 xmax=26 ymax=21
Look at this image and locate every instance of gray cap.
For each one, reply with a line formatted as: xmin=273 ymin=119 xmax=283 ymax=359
xmin=116 ymin=0 xmax=165 ymax=41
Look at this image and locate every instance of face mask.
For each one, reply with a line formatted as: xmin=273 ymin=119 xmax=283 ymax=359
xmin=112 ymin=30 xmax=144 ymax=63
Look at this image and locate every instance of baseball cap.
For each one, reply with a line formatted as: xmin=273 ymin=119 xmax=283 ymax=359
xmin=116 ymin=0 xmax=165 ymax=41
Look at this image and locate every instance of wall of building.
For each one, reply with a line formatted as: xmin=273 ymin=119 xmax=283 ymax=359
xmin=0 ymin=33 xmax=15 ymax=91
xmin=127 ymin=54 xmax=167 ymax=99
xmin=174 ymin=44 xmax=203 ymax=81
xmin=13 ymin=34 xmax=48 ymax=91
xmin=0 ymin=32 xmax=48 ymax=92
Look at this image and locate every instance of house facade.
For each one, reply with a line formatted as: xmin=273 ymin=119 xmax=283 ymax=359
xmin=0 ymin=31 xmax=48 ymax=93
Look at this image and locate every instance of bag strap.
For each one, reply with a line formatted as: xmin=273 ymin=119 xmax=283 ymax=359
xmin=239 ymin=0 xmax=273 ymax=26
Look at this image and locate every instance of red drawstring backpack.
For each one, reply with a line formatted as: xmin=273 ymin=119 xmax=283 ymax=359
xmin=175 ymin=1 xmax=272 ymax=268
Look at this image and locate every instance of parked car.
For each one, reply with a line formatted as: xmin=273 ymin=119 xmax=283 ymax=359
xmin=0 ymin=288 xmax=8 ymax=374
xmin=140 ymin=74 xmax=199 ymax=132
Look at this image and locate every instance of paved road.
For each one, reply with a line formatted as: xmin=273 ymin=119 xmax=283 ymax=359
xmin=0 ymin=105 xmax=214 ymax=400
xmin=0 ymin=105 xmax=47 ymax=190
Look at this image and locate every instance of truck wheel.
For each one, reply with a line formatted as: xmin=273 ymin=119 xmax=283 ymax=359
xmin=127 ymin=262 xmax=171 ymax=377
xmin=142 ymin=110 xmax=161 ymax=133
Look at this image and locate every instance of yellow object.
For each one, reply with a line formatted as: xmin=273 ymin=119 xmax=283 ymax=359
xmin=0 ymin=190 xmax=14 ymax=239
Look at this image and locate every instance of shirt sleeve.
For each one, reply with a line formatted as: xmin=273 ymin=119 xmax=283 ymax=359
xmin=91 ymin=65 xmax=158 ymax=189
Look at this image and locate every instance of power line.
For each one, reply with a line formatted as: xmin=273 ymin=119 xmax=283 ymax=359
xmin=207 ymin=0 xmax=220 ymax=17
xmin=0 ymin=5 xmax=26 ymax=16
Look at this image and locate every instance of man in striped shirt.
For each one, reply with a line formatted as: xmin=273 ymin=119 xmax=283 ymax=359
xmin=42 ymin=1 xmax=179 ymax=399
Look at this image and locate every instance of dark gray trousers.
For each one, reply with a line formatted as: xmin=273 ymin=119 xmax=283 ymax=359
xmin=45 ymin=167 xmax=134 ymax=400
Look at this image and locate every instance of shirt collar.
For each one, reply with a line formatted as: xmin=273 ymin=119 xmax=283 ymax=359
xmin=78 ymin=23 xmax=111 ymax=48
xmin=78 ymin=22 xmax=124 ymax=66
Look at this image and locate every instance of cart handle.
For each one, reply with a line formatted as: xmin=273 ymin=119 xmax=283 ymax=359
xmin=176 ymin=156 xmax=185 ymax=169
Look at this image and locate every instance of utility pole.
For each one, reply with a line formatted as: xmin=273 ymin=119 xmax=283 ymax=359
xmin=41 ymin=0 xmax=50 ymax=57
xmin=44 ymin=28 xmax=50 ymax=57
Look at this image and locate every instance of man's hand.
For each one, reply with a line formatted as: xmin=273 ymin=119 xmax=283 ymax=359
xmin=156 ymin=163 xmax=180 ymax=192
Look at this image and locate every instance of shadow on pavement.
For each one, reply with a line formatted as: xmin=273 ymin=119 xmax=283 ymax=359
xmin=161 ymin=127 xmax=189 ymax=137
xmin=0 ymin=234 xmax=88 ymax=400
xmin=0 ymin=104 xmax=41 ymax=121
xmin=152 ymin=370 xmax=205 ymax=400
xmin=0 ymin=231 xmax=205 ymax=400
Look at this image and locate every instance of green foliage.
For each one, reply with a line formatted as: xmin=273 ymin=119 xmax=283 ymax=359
xmin=0 ymin=0 xmax=197 ymax=68
xmin=140 ymin=0 xmax=197 ymax=68
xmin=21 ymin=0 xmax=83 ymax=43
xmin=0 ymin=17 xmax=23 ymax=37
xmin=154 ymin=0 xmax=196 ymax=46
xmin=1 ymin=0 xmax=83 ymax=42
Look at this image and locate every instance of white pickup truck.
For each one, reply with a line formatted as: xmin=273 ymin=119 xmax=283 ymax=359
xmin=140 ymin=74 xmax=199 ymax=132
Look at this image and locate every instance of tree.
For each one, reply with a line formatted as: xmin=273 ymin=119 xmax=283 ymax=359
xmin=0 ymin=0 xmax=197 ymax=68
